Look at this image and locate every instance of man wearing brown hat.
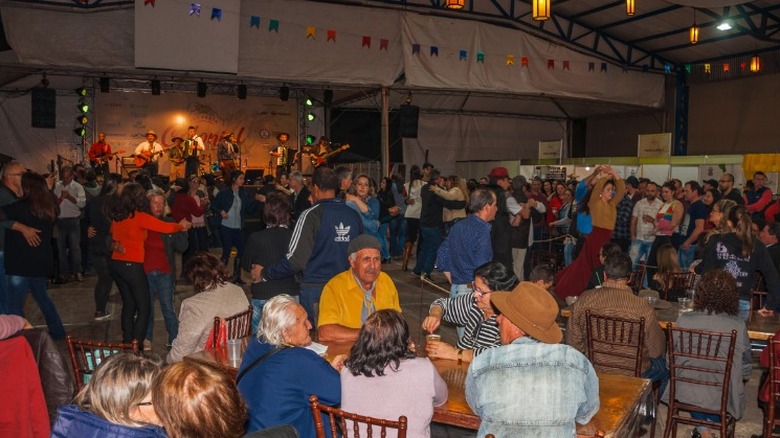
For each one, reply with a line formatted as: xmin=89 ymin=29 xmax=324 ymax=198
xmin=134 ymin=130 xmax=164 ymax=176
xmin=317 ymin=234 xmax=400 ymax=342
xmin=484 ymin=166 xmax=513 ymax=272
xmin=466 ymin=281 xmax=599 ymax=437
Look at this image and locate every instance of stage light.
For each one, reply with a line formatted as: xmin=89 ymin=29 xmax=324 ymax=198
xmin=306 ymin=113 xmax=316 ymax=122
xmin=305 ymin=97 xmax=314 ymax=107
xmin=717 ymin=21 xmax=732 ymax=31
xmin=77 ymin=100 xmax=89 ymax=113
xmin=324 ymin=89 xmax=333 ymax=106
xmin=306 ymin=135 xmax=316 ymax=144
xmin=151 ymin=79 xmax=161 ymax=95
xmin=279 ymin=86 xmax=289 ymax=101
xmin=74 ymin=127 xmax=86 ymax=137
xmin=75 ymin=87 xmax=87 ymax=96
xmin=197 ymin=82 xmax=207 ymax=98
xmin=237 ymin=84 xmax=247 ymax=100
xmin=99 ymin=77 xmax=110 ymax=93
xmin=76 ymin=115 xmax=88 ymax=125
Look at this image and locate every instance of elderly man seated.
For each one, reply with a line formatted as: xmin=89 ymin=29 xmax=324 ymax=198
xmin=466 ymin=281 xmax=599 ymax=437
xmin=317 ymin=235 xmax=401 ymax=342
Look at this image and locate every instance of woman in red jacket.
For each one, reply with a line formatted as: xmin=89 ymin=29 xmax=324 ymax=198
xmin=171 ymin=176 xmax=209 ymax=267
xmin=108 ymin=183 xmax=191 ymax=345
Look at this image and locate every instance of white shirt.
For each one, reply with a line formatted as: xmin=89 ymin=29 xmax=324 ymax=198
xmin=134 ymin=141 xmax=164 ymax=161
xmin=632 ymin=197 xmax=663 ymax=241
xmin=53 ymin=180 xmax=86 ymax=218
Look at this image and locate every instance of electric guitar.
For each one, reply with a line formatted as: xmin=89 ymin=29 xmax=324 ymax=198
xmin=90 ymin=149 xmax=125 ymax=166
xmin=311 ymin=144 xmax=350 ymax=167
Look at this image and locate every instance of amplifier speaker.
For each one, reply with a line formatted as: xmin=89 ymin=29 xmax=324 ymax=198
xmin=31 ymin=88 xmax=56 ymax=129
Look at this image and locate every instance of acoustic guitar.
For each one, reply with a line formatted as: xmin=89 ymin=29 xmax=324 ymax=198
xmin=134 ymin=148 xmax=168 ymax=167
xmin=311 ymin=144 xmax=350 ymax=167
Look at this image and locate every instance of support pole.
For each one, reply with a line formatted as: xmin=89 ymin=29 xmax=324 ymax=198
xmin=381 ymin=87 xmax=389 ymax=176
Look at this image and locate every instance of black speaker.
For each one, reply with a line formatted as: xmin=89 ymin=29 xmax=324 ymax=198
xmin=571 ymin=118 xmax=587 ymax=158
xmin=31 ymin=88 xmax=56 ymax=128
xmin=399 ymin=104 xmax=419 ymax=138
xmin=244 ymin=168 xmax=265 ymax=186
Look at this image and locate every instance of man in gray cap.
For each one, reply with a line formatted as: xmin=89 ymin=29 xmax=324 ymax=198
xmin=466 ymin=281 xmax=599 ymax=437
xmin=317 ymin=234 xmax=401 ymax=342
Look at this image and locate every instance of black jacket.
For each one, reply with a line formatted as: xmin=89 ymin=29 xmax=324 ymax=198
xmin=420 ymin=181 xmax=466 ymax=228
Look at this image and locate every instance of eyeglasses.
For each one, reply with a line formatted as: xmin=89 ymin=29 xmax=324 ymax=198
xmin=137 ymin=402 xmax=153 ymax=406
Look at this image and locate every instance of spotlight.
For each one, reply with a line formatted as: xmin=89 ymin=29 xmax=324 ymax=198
xmin=76 ymin=115 xmax=88 ymax=125
xmin=75 ymin=87 xmax=87 ymax=96
xmin=306 ymin=135 xmax=316 ymax=144
xmin=237 ymin=84 xmax=247 ymax=100
xmin=306 ymin=113 xmax=316 ymax=122
xmin=100 ymin=77 xmax=110 ymax=93
xmin=305 ymin=97 xmax=314 ymax=107
xmin=151 ymin=79 xmax=161 ymax=95
xmin=324 ymin=89 xmax=333 ymax=106
xmin=197 ymin=82 xmax=207 ymax=98
xmin=74 ymin=127 xmax=86 ymax=137
xmin=77 ymin=100 xmax=89 ymax=113
xmin=717 ymin=21 xmax=732 ymax=31
xmin=279 ymin=86 xmax=289 ymax=101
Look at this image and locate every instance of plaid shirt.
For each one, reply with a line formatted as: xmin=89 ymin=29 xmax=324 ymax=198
xmin=612 ymin=193 xmax=634 ymax=240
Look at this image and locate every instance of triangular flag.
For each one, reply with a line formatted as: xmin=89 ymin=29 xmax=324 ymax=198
xmin=704 ymin=63 xmax=711 ymax=74
xmin=723 ymin=63 xmax=729 ymax=72
xmin=685 ymin=64 xmax=691 ymax=73
xmin=269 ymin=20 xmax=279 ymax=32
xmin=588 ymin=62 xmax=595 ymax=72
xmin=306 ymin=26 xmax=316 ymax=39
xmin=547 ymin=59 xmax=554 ymax=69
xmin=521 ymin=57 xmax=528 ymax=67
xmin=362 ymin=36 xmax=371 ymax=48
xmin=642 ymin=64 xmax=649 ymax=73
xmin=563 ymin=60 xmax=570 ymax=70
xmin=144 ymin=0 xmax=155 ymax=7
xmin=380 ymin=39 xmax=388 ymax=51
xmin=600 ymin=63 xmax=607 ymax=72
xmin=327 ymin=30 xmax=336 ymax=42
xmin=506 ymin=55 xmax=515 ymax=66
xmin=459 ymin=50 xmax=467 ymax=61
xmin=412 ymin=44 xmax=421 ymax=55
xmin=189 ymin=3 xmax=201 ymax=16
xmin=211 ymin=8 xmax=221 ymax=21
xmin=665 ymin=64 xmax=672 ymax=73
xmin=430 ymin=46 xmax=438 ymax=57
xmin=476 ymin=51 xmax=484 ymax=63
xmin=249 ymin=16 xmax=260 ymax=28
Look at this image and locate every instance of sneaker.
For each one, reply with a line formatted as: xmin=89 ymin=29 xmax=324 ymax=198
xmin=94 ymin=311 xmax=111 ymax=321
xmin=143 ymin=340 xmax=152 ymax=351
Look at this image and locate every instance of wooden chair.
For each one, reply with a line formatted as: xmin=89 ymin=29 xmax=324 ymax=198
xmin=211 ymin=305 xmax=253 ymax=349
xmin=310 ymin=395 xmax=408 ymax=438
xmin=661 ymin=272 xmax=696 ymax=301
xmin=663 ymin=325 xmax=738 ymax=438
xmin=585 ymin=311 xmax=657 ymax=438
xmin=761 ymin=335 xmax=780 ymax=437
xmin=628 ymin=263 xmax=647 ymax=293
xmin=753 ymin=272 xmax=768 ymax=311
xmin=66 ymin=335 xmax=140 ymax=391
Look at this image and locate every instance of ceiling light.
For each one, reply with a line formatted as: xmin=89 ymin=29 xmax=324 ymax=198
xmin=626 ymin=0 xmax=635 ymax=16
xmin=446 ymin=0 xmax=464 ymax=9
xmin=689 ymin=24 xmax=699 ymax=44
xmin=532 ymin=0 xmax=550 ymax=20
xmin=716 ymin=21 xmax=732 ymax=31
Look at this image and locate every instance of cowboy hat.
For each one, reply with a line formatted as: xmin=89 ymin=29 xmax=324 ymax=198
xmin=145 ymin=130 xmax=158 ymax=138
xmin=490 ymin=281 xmax=562 ymax=344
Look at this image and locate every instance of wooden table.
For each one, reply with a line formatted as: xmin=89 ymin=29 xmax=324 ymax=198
xmin=186 ymin=340 xmax=652 ymax=437
xmin=561 ymin=305 xmax=780 ymax=341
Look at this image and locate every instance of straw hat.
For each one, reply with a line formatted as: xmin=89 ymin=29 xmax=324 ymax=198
xmin=145 ymin=130 xmax=158 ymax=138
xmin=490 ymin=281 xmax=562 ymax=344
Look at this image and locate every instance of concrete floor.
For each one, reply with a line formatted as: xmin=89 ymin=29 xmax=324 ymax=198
xmin=26 ymin=250 xmax=766 ymax=437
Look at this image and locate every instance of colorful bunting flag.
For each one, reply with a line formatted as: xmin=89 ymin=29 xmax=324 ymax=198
xmin=362 ymin=36 xmax=371 ymax=48
xmin=600 ymin=63 xmax=607 ymax=72
xmin=380 ymin=39 xmax=388 ymax=51
xmin=704 ymin=64 xmax=711 ymax=74
xmin=506 ymin=55 xmax=515 ymax=66
xmin=306 ymin=26 xmax=316 ymax=39
xmin=740 ymin=62 xmax=746 ymax=70
xmin=430 ymin=47 xmax=438 ymax=57
xmin=327 ymin=30 xmax=336 ymax=41
xmin=189 ymin=3 xmax=201 ymax=16
xmin=547 ymin=59 xmax=554 ymax=69
xmin=476 ymin=51 xmax=484 ymax=63
xmin=143 ymin=0 xmax=155 ymax=7
xmin=723 ymin=63 xmax=729 ymax=72
xmin=269 ymin=20 xmax=279 ymax=32
xmin=664 ymin=64 xmax=671 ymax=73
xmin=521 ymin=57 xmax=528 ymax=67
xmin=459 ymin=50 xmax=467 ymax=61
xmin=249 ymin=16 xmax=260 ymax=28
xmin=211 ymin=8 xmax=221 ymax=21
xmin=685 ymin=64 xmax=691 ymax=73
xmin=588 ymin=62 xmax=595 ymax=72
xmin=563 ymin=61 xmax=570 ymax=70
xmin=412 ymin=44 xmax=421 ymax=55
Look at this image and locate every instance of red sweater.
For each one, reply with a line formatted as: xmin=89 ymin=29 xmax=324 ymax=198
xmin=111 ymin=212 xmax=182 ymax=263
xmin=0 ymin=336 xmax=50 ymax=437
xmin=171 ymin=192 xmax=207 ymax=222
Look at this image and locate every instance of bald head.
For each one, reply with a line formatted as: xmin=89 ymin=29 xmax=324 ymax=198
xmin=2 ymin=162 xmax=25 ymax=195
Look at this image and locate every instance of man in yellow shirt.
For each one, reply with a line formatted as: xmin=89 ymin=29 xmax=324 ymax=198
xmin=317 ymin=235 xmax=401 ymax=342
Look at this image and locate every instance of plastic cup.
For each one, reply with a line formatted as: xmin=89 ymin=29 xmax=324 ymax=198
xmin=677 ymin=297 xmax=692 ymax=312
xmin=644 ymin=296 xmax=657 ymax=307
xmin=426 ymin=333 xmax=441 ymax=344
xmin=227 ymin=339 xmax=242 ymax=361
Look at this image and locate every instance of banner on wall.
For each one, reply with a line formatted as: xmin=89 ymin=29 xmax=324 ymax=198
xmin=637 ymin=133 xmax=672 ymax=158
xmin=538 ymin=140 xmax=562 ymax=160
xmin=94 ymin=93 xmax=297 ymax=177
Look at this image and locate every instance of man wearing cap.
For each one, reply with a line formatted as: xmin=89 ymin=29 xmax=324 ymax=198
xmin=317 ymin=235 xmax=401 ymax=342
xmin=484 ymin=166 xmax=513 ymax=272
xmin=466 ymin=281 xmax=600 ymax=437
xmin=134 ymin=130 xmax=164 ymax=176
xmin=168 ymin=136 xmax=186 ymax=179
xmin=718 ymin=173 xmax=744 ymax=206
xmin=218 ymin=132 xmax=240 ymax=181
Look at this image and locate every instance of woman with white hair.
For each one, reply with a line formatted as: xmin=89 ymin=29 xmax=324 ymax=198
xmin=51 ymin=353 xmax=166 ymax=437
xmin=237 ymin=294 xmax=344 ymax=438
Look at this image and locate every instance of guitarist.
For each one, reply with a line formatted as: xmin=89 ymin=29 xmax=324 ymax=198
xmin=312 ymin=136 xmax=333 ymax=168
xmin=184 ymin=126 xmax=205 ymax=178
xmin=168 ymin=136 xmax=186 ymax=179
xmin=134 ymin=130 xmax=164 ymax=176
xmin=88 ymin=132 xmax=112 ymax=176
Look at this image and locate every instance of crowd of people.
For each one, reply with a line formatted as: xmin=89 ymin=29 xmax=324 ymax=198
xmin=3 ymin=156 xmax=780 ymax=438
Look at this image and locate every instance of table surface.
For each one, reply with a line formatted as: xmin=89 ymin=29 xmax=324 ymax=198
xmin=185 ymin=339 xmax=651 ymax=438
xmin=560 ymin=304 xmax=780 ymax=341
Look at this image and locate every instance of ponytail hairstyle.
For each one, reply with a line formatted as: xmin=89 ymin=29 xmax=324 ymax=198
xmin=728 ymin=205 xmax=754 ymax=258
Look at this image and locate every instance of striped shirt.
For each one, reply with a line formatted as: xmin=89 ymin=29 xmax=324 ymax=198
xmin=565 ymin=284 xmax=666 ymax=374
xmin=431 ymin=294 xmax=500 ymax=356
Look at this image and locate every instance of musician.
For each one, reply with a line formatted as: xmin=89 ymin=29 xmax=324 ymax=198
xmin=134 ymin=130 xmax=164 ymax=176
xmin=168 ymin=136 xmax=186 ymax=179
xmin=88 ymin=132 xmax=113 ymax=176
xmin=184 ymin=126 xmax=205 ymax=178
xmin=218 ymin=132 xmax=240 ymax=181
xmin=270 ymin=132 xmax=296 ymax=176
xmin=313 ymin=136 xmax=332 ymax=168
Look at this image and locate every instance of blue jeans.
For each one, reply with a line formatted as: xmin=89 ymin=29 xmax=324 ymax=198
xmin=146 ymin=270 xmax=178 ymax=344
xmin=739 ymin=299 xmax=751 ymax=321
xmin=378 ymin=223 xmax=391 ymax=260
xmin=641 ymin=356 xmax=669 ymax=402
xmin=300 ymin=285 xmax=324 ymax=328
xmin=56 ymin=217 xmax=82 ymax=276
xmin=677 ymin=243 xmax=697 ymax=271
xmin=629 ymin=240 xmax=654 ymax=288
xmin=252 ymin=296 xmax=299 ymax=333
xmin=414 ymin=226 xmax=442 ymax=275
xmin=7 ymin=275 xmax=66 ymax=339
xmin=388 ymin=216 xmax=407 ymax=256
xmin=450 ymin=283 xmax=472 ymax=340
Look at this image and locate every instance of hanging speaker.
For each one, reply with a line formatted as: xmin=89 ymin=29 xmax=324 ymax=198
xmin=399 ymin=104 xmax=419 ymax=138
xmin=31 ymin=88 xmax=56 ymax=128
